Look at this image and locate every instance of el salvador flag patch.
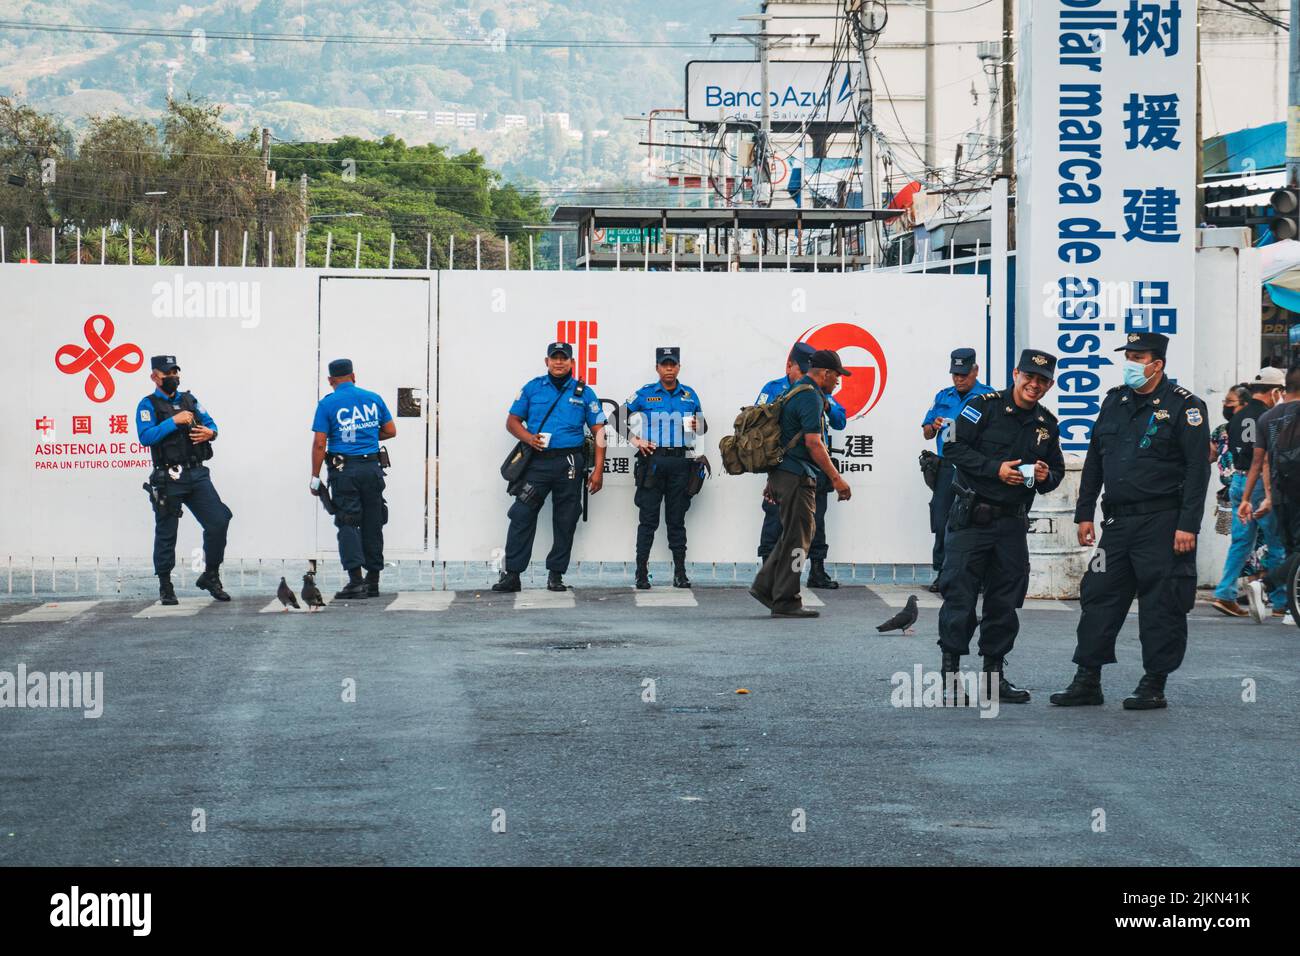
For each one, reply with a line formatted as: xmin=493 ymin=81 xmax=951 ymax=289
xmin=960 ymin=404 xmax=982 ymax=425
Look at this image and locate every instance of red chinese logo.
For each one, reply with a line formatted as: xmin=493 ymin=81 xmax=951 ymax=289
xmin=797 ymin=323 xmax=889 ymax=419
xmin=555 ymin=319 xmax=597 ymax=385
xmin=55 ymin=315 xmax=143 ymax=403
xmin=72 ymin=416 xmax=91 ymax=435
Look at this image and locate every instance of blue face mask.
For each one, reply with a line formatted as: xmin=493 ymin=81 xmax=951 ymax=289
xmin=1123 ymin=360 xmax=1153 ymax=390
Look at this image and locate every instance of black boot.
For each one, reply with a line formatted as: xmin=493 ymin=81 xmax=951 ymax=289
xmin=365 ymin=568 xmax=381 ymax=597
xmin=1049 ymin=665 xmax=1104 ymax=706
xmin=1123 ymin=672 xmax=1168 ymax=710
xmin=672 ymin=552 xmax=691 ymax=588
xmin=983 ymin=657 xmax=1031 ymax=703
xmin=158 ymin=574 xmax=178 ymax=606
xmin=635 ymin=559 xmax=651 ymax=590
xmin=941 ymin=651 xmax=962 ymax=706
xmin=547 ymin=571 xmax=568 ymax=592
xmin=491 ymin=570 xmax=521 ymax=593
xmin=334 ymin=568 xmax=368 ymax=600
xmin=806 ymin=558 xmax=839 ymax=589
xmin=195 ymin=565 xmax=230 ymax=601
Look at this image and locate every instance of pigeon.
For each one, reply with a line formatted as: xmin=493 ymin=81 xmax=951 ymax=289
xmin=876 ymin=595 xmax=919 ymax=635
xmin=277 ymin=576 xmax=300 ymax=611
xmin=301 ymin=573 xmax=326 ymax=611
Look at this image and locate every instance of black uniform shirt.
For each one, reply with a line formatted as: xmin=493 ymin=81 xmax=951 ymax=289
xmin=1074 ymin=375 xmax=1211 ymax=533
xmin=944 ymin=390 xmax=1066 ymax=507
xmin=1227 ymin=397 xmax=1268 ymax=471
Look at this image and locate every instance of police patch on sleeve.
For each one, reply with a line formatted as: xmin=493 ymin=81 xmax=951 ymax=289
xmin=589 ymin=401 xmax=600 ymax=413
xmin=960 ymin=404 xmax=982 ymax=424
xmin=1185 ymin=407 xmax=1203 ymax=427
xmin=139 ymin=410 xmax=151 ymax=422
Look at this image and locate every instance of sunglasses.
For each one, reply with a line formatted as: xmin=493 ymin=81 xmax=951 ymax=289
xmin=1139 ymin=414 xmax=1159 ymax=449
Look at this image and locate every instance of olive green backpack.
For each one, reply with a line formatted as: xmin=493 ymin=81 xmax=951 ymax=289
xmin=719 ymin=383 xmax=817 ymax=475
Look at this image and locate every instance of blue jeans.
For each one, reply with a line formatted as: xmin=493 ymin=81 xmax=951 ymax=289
xmin=1215 ymin=473 xmax=1286 ymax=609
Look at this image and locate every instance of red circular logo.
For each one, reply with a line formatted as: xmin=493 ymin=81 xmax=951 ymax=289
xmin=797 ymin=323 xmax=888 ymax=419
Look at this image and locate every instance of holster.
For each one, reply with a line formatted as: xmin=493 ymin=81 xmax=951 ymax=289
xmin=633 ymin=454 xmax=659 ymax=490
xmin=143 ymin=467 xmax=171 ymax=516
xmin=947 ymin=479 xmax=975 ymax=531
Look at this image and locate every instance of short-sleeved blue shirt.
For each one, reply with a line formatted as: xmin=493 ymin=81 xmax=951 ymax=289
xmin=775 ymin=376 xmax=826 ymax=478
xmin=625 ymin=380 xmax=703 ymax=448
xmin=922 ymin=382 xmax=995 ymax=456
xmin=509 ymin=375 xmax=606 ymax=448
xmin=312 ymin=382 xmax=393 ymax=454
xmin=757 ymin=375 xmax=845 ymax=446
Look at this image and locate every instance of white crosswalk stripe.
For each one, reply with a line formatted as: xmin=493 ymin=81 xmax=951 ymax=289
xmin=5 ymin=601 xmax=100 ymax=623
xmin=386 ymin=591 xmax=456 ymax=611
xmin=133 ymin=597 xmax=212 ymax=618
xmin=514 ymin=589 xmax=576 ymax=609
xmin=799 ymin=591 xmax=825 ymax=607
xmin=259 ymin=598 xmax=311 ymax=614
xmin=634 ymin=590 xmax=699 ymax=608
xmin=869 ymin=586 xmax=939 ymax=609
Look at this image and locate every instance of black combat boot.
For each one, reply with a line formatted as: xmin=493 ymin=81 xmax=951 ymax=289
xmin=672 ymin=552 xmax=691 ymax=588
xmin=1049 ymin=665 xmax=1104 ymax=706
xmin=365 ymin=568 xmax=381 ymax=597
xmin=547 ymin=571 xmax=568 ymax=592
xmin=1123 ymin=672 xmax=1168 ymax=710
xmin=635 ymin=559 xmax=651 ymax=590
xmin=491 ymin=570 xmax=521 ymax=593
xmin=158 ymin=574 xmax=178 ymax=606
xmin=806 ymin=559 xmax=839 ymax=589
xmin=334 ymin=568 xmax=368 ymax=600
xmin=195 ymin=565 xmax=230 ymax=601
xmin=983 ymin=657 xmax=1031 ymax=703
xmin=941 ymin=651 xmax=962 ymax=706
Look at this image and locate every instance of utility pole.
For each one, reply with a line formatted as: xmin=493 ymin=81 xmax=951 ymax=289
xmin=258 ymin=127 xmax=272 ymax=266
xmin=924 ymin=0 xmax=936 ymax=173
xmin=848 ymin=2 xmax=883 ymax=261
xmin=1000 ymin=0 xmax=1014 ymax=182
xmin=1289 ymin=0 xmax=1300 ymax=187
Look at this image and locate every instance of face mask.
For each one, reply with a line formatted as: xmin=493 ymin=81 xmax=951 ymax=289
xmin=160 ymin=375 xmax=180 ymax=393
xmin=1222 ymin=406 xmax=1234 ymax=422
xmin=1122 ymin=360 xmax=1152 ymax=390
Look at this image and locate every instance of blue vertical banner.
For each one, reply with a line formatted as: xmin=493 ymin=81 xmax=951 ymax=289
xmin=1016 ymin=0 xmax=1197 ymax=452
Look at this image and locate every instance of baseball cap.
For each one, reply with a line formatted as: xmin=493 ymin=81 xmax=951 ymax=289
xmin=547 ymin=342 xmax=574 ymax=359
xmin=809 ymin=349 xmax=852 ymax=377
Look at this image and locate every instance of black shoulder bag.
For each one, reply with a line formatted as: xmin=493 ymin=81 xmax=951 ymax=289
xmin=500 ymin=382 xmax=570 ymax=493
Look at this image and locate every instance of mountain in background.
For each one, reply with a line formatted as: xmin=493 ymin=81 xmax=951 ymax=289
xmin=0 ymin=0 xmax=754 ymax=202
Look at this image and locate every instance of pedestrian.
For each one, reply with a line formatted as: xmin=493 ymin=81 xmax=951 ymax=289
xmin=755 ymin=342 xmax=847 ymax=589
xmin=310 ymin=358 xmax=396 ymax=600
xmin=492 ymin=342 xmax=606 ymax=593
xmin=921 ymin=348 xmax=995 ymax=590
xmin=1051 ymin=332 xmax=1210 ymax=710
xmin=136 ymin=354 xmax=232 ymax=606
xmin=1238 ymin=365 xmax=1300 ymax=622
xmin=625 ymin=346 xmax=706 ymax=589
xmin=1211 ymin=370 xmax=1285 ymax=617
xmin=937 ymin=349 xmax=1064 ymax=703
xmin=749 ymin=349 xmax=852 ymax=618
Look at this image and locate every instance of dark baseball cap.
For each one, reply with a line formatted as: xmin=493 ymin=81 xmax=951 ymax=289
xmin=150 ymin=355 xmax=180 ymax=373
xmin=547 ymin=341 xmax=574 ymax=358
xmin=950 ymin=348 xmax=976 ymax=374
xmin=1015 ymin=348 xmax=1057 ymax=378
xmin=809 ymin=349 xmax=852 ymax=377
xmin=1115 ymin=331 xmax=1169 ymax=357
xmin=328 ymin=358 xmax=353 ymax=377
xmin=789 ymin=342 xmax=816 ymax=372
xmin=656 ymin=346 xmax=680 ymax=365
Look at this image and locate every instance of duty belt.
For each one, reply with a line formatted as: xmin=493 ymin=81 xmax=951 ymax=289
xmin=329 ymin=452 xmax=379 ymax=462
xmin=652 ymin=447 xmax=689 ymax=458
xmin=973 ymin=498 xmax=1027 ymax=519
xmin=1101 ymin=496 xmax=1180 ymax=519
xmin=536 ymin=445 xmax=583 ymax=459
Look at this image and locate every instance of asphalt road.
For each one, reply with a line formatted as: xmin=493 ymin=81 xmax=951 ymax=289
xmin=0 ymin=584 xmax=1295 ymax=866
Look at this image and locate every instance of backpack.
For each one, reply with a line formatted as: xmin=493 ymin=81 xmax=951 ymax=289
xmin=1272 ymin=410 xmax=1300 ymax=499
xmin=719 ymin=383 xmax=817 ymax=475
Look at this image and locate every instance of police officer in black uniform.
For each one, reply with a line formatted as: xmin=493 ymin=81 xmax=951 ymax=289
xmin=938 ymin=348 xmax=1065 ymax=702
xmin=135 ymin=355 xmax=232 ymax=605
xmin=1051 ymin=332 xmax=1210 ymax=711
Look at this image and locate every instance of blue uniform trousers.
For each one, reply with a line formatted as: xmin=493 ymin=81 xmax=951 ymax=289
xmin=329 ymin=459 xmax=386 ymax=573
xmin=152 ymin=464 xmax=232 ymax=575
xmin=505 ymin=452 xmax=584 ymax=575
xmin=634 ymin=452 xmax=692 ymax=560
xmin=929 ymin=460 xmax=957 ymax=572
xmin=937 ymin=513 xmax=1030 ymax=660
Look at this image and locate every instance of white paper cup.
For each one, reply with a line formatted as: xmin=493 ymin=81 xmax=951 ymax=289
xmin=538 ymin=432 xmax=552 ymax=448
xmin=1018 ymin=462 xmax=1036 ymax=488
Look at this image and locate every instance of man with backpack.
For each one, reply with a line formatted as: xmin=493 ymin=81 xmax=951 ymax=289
xmin=1238 ymin=365 xmax=1300 ymax=622
xmin=747 ymin=350 xmax=853 ymax=618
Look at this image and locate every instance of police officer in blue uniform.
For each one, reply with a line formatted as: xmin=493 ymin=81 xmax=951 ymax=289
xmin=756 ymin=342 xmax=846 ymax=588
xmin=310 ymin=358 xmax=396 ymax=601
xmin=625 ymin=346 xmax=707 ymax=589
xmin=1051 ymin=332 xmax=1210 ymax=711
xmin=922 ymin=348 xmax=995 ymax=590
xmin=136 ymin=354 xmax=232 ymax=606
xmin=492 ymin=342 xmax=607 ymax=593
xmin=938 ymin=349 xmax=1065 ymax=703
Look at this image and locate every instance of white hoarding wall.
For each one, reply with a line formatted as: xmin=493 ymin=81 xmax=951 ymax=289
xmin=1017 ymin=0 xmax=1197 ymax=453
xmin=685 ymin=60 xmax=860 ymax=126
xmin=0 ymin=267 xmax=985 ymax=565
xmin=438 ymin=271 xmax=985 ymax=565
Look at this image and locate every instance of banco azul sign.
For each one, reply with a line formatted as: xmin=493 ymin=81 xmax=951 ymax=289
xmin=685 ymin=60 xmax=859 ymax=128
